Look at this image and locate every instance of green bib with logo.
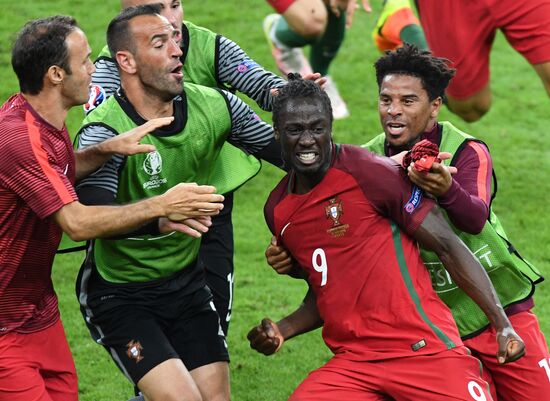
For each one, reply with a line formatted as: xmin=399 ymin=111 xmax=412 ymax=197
xmin=364 ymin=121 xmax=543 ymax=337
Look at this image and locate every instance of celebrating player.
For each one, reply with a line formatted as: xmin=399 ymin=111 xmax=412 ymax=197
xmin=248 ymin=74 xmax=524 ymax=400
xmin=75 ymin=6 xmax=282 ymax=401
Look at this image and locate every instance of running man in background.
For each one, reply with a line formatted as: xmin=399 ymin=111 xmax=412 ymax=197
xmin=263 ymin=0 xmax=371 ymax=119
xmin=415 ymin=0 xmax=550 ymax=122
xmin=248 ymin=74 xmax=524 ymax=401
xmin=0 ymin=15 xmax=223 ymax=401
xmin=76 ymin=6 xmax=282 ymax=401
xmin=372 ymin=0 xmax=428 ymax=52
xmin=90 ymin=0 xmax=298 ymax=337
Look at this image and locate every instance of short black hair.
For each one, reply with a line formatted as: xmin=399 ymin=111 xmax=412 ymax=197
xmin=374 ymin=43 xmax=455 ymax=100
xmin=107 ymin=3 xmax=162 ymax=57
xmin=272 ymin=73 xmax=333 ymax=128
xmin=11 ymin=15 xmax=78 ymax=95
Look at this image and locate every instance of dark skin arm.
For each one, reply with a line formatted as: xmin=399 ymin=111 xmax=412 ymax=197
xmin=247 ymin=286 xmax=322 ymax=355
xmin=414 ymin=205 xmax=525 ymax=364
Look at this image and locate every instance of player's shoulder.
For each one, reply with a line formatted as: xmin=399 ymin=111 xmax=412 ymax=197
xmin=0 ymin=95 xmax=34 ymax=141
xmin=264 ymin=174 xmax=291 ymax=230
xmin=183 ymin=20 xmax=216 ymax=37
xmin=336 ymin=143 xmax=399 ymax=171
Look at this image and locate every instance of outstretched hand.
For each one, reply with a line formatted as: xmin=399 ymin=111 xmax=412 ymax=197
xmin=407 ymin=152 xmax=458 ymax=197
xmin=247 ymin=318 xmax=284 ymax=356
xmin=100 ymin=117 xmax=174 ymax=156
xmin=496 ymin=327 xmax=525 ymax=364
xmin=161 ymin=183 xmax=224 ymax=222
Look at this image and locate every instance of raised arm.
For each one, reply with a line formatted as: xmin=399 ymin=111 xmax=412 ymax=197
xmin=413 ymin=205 xmax=524 ymax=364
xmin=222 ymin=90 xmax=284 ymax=168
xmin=217 ymin=36 xmax=286 ymax=111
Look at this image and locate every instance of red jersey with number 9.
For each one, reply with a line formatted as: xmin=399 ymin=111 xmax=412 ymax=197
xmin=264 ymin=144 xmax=462 ymax=361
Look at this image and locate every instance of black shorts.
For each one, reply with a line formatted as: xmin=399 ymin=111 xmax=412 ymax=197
xmin=77 ymin=258 xmax=229 ymax=384
xmin=199 ymin=191 xmax=234 ymax=335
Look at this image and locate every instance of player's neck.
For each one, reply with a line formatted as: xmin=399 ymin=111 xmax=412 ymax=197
xmin=122 ymin=82 xmax=175 ymax=120
xmin=23 ymin=91 xmax=69 ymax=130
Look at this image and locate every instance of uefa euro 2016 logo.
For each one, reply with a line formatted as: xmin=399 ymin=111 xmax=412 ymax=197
xmin=143 ymin=151 xmax=162 ymax=176
xmin=83 ymin=84 xmax=106 ymax=113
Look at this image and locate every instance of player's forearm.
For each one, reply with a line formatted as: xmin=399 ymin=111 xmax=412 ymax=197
xmin=217 ymin=36 xmax=285 ymax=111
xmin=74 ymin=143 xmax=115 ymax=181
xmin=55 ymin=198 xmax=164 ymax=242
xmin=438 ymin=237 xmax=511 ymax=330
xmin=416 ymin=208 xmax=511 ymax=332
xmin=277 ymin=288 xmax=323 ymax=341
xmin=438 ymin=179 xmax=489 ymax=234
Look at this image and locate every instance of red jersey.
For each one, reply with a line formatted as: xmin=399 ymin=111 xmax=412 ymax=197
xmin=265 ymin=144 xmax=462 ymax=361
xmin=0 ymin=94 xmax=77 ymax=334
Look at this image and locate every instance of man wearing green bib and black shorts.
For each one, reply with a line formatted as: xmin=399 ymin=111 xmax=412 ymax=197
xmin=76 ymin=6 xmax=283 ymax=401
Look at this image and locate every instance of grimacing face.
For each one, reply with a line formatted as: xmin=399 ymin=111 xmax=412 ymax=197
xmin=130 ymin=14 xmax=183 ymax=100
xmin=378 ymin=74 xmax=441 ymax=151
xmin=277 ymin=97 xmax=332 ymax=192
xmin=61 ymin=28 xmax=95 ymax=107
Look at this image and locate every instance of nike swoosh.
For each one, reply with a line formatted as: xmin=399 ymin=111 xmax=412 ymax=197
xmin=280 ymin=222 xmax=291 ymax=237
xmin=63 ymin=164 xmax=69 ymax=175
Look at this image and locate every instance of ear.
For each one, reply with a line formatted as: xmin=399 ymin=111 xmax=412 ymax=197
xmin=430 ymin=96 xmax=443 ymax=119
xmin=115 ymin=50 xmax=137 ymax=74
xmin=46 ymin=65 xmax=65 ymax=86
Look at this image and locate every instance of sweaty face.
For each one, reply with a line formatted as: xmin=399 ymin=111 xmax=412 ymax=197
xmin=277 ymin=97 xmax=332 ymax=192
xmin=378 ymin=74 xmax=441 ymax=151
xmin=61 ymin=29 xmax=95 ymax=107
xmin=130 ymin=15 xmax=184 ymax=100
xmin=125 ymin=0 xmax=183 ymax=43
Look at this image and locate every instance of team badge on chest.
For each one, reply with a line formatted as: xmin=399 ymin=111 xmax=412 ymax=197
xmin=325 ymin=198 xmax=349 ymax=237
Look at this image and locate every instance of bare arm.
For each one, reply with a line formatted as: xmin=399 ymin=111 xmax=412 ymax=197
xmin=53 ymin=183 xmax=223 ymax=242
xmin=247 ymin=287 xmax=322 ymax=355
xmin=74 ymin=117 xmax=173 ymax=181
xmin=414 ymin=205 xmax=525 ymax=364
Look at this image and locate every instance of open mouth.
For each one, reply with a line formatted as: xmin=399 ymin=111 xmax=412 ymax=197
xmin=386 ymin=122 xmax=406 ymax=135
xmin=171 ymin=64 xmax=183 ymax=79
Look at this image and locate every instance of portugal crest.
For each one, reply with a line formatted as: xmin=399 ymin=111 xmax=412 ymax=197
xmin=325 ymin=198 xmax=349 ymax=237
xmin=126 ymin=340 xmax=144 ymax=363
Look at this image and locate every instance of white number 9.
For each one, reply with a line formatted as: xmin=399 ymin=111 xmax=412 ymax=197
xmin=467 ymin=381 xmax=487 ymax=401
xmin=312 ymin=248 xmax=328 ymax=286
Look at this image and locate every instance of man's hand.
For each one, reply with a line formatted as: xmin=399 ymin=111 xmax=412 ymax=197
xmin=98 ymin=117 xmax=174 ymax=156
xmin=266 ymin=236 xmax=295 ymax=275
xmin=496 ymin=327 xmax=526 ymax=364
xmin=159 ymin=216 xmax=212 ymax=238
xmin=247 ymin=318 xmax=284 ymax=356
xmin=160 ymin=183 xmax=224 ymax=221
xmin=327 ymin=0 xmax=371 ymax=28
xmin=270 ymin=73 xmax=327 ymax=98
xmin=407 ymin=152 xmax=458 ymax=197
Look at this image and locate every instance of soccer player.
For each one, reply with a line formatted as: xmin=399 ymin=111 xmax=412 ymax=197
xmin=263 ymin=0 xmax=371 ymax=119
xmin=362 ymin=44 xmax=550 ymax=401
xmin=0 ymin=16 xmax=224 ymax=401
xmin=75 ymin=6 xmax=282 ymax=401
xmin=248 ymin=74 xmax=524 ymax=400
xmin=266 ymin=45 xmax=550 ymax=401
xmin=415 ymin=0 xmax=550 ymax=122
xmin=90 ymin=0 xmax=299 ymax=337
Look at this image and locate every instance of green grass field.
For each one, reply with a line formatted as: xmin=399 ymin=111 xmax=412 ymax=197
xmin=1 ymin=1 xmax=548 ymax=400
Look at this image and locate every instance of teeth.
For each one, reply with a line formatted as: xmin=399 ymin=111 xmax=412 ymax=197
xmin=298 ymin=152 xmax=316 ymax=161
